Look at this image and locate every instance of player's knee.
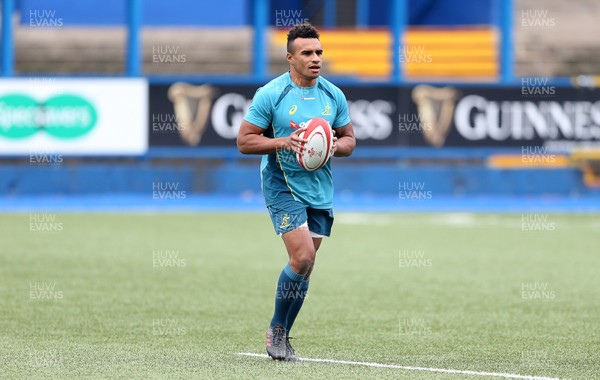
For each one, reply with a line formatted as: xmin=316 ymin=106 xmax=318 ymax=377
xmin=290 ymin=248 xmax=315 ymax=273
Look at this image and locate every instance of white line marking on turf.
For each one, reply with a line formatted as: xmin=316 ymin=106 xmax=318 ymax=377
xmin=236 ymin=353 xmax=559 ymax=380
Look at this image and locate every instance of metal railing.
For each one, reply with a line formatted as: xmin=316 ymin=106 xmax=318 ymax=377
xmin=1 ymin=0 xmax=514 ymax=83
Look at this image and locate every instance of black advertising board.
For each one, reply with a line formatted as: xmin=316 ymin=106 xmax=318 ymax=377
xmin=149 ymin=82 xmax=600 ymax=149
xmin=401 ymin=85 xmax=600 ymax=149
xmin=148 ymin=84 xmax=255 ymax=147
xmin=148 ymin=83 xmax=399 ymax=147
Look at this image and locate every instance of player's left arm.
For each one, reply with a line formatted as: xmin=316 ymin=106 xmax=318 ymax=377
xmin=332 ymin=122 xmax=356 ymax=157
xmin=331 ymin=88 xmax=355 ymax=157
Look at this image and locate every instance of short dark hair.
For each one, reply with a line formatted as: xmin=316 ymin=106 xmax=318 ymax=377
xmin=287 ymin=23 xmax=320 ymax=53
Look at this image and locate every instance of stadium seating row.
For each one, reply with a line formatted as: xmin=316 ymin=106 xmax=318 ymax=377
xmin=271 ymin=28 xmax=498 ymax=78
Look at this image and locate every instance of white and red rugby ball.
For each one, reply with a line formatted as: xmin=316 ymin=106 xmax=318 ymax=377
xmin=296 ymin=117 xmax=334 ymax=172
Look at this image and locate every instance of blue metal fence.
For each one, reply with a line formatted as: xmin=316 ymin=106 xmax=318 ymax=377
xmin=0 ymin=0 xmax=519 ymax=84
xmin=1 ymin=0 xmax=15 ymax=76
xmin=126 ymin=0 xmax=142 ymax=77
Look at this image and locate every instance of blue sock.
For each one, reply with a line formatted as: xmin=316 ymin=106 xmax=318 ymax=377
xmin=285 ymin=279 xmax=310 ymax=334
xmin=270 ymin=263 xmax=305 ymax=328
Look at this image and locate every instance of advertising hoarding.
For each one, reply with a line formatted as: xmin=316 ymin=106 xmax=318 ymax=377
xmin=0 ymin=78 xmax=148 ymax=155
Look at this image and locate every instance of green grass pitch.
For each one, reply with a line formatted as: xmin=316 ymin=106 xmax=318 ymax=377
xmin=1 ymin=212 xmax=598 ymax=379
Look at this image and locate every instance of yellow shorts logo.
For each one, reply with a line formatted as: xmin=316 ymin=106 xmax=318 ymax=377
xmin=279 ymin=214 xmax=291 ymax=229
xmin=289 ymin=105 xmax=298 ymax=115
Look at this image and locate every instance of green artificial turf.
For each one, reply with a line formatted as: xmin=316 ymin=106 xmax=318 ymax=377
xmin=0 ymin=212 xmax=598 ymax=379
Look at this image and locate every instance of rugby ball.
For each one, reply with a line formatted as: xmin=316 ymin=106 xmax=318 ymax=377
xmin=296 ymin=118 xmax=334 ymax=171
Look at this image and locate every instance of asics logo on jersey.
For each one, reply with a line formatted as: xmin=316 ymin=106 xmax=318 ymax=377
xmin=289 ymin=105 xmax=298 ymax=115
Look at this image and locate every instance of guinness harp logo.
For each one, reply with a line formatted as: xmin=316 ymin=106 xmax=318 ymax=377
xmin=167 ymin=83 xmax=215 ymax=146
xmin=411 ymin=85 xmax=458 ymax=147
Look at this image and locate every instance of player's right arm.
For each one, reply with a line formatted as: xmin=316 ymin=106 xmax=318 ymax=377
xmin=238 ymin=86 xmax=306 ymax=155
xmin=237 ymin=120 xmax=306 ymax=155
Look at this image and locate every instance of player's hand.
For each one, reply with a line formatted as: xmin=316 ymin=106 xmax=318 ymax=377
xmin=284 ymin=127 xmax=308 ymax=153
xmin=330 ymin=130 xmax=338 ymax=156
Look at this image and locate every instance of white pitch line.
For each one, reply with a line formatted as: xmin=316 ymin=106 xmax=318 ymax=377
xmin=236 ymin=353 xmax=559 ymax=380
